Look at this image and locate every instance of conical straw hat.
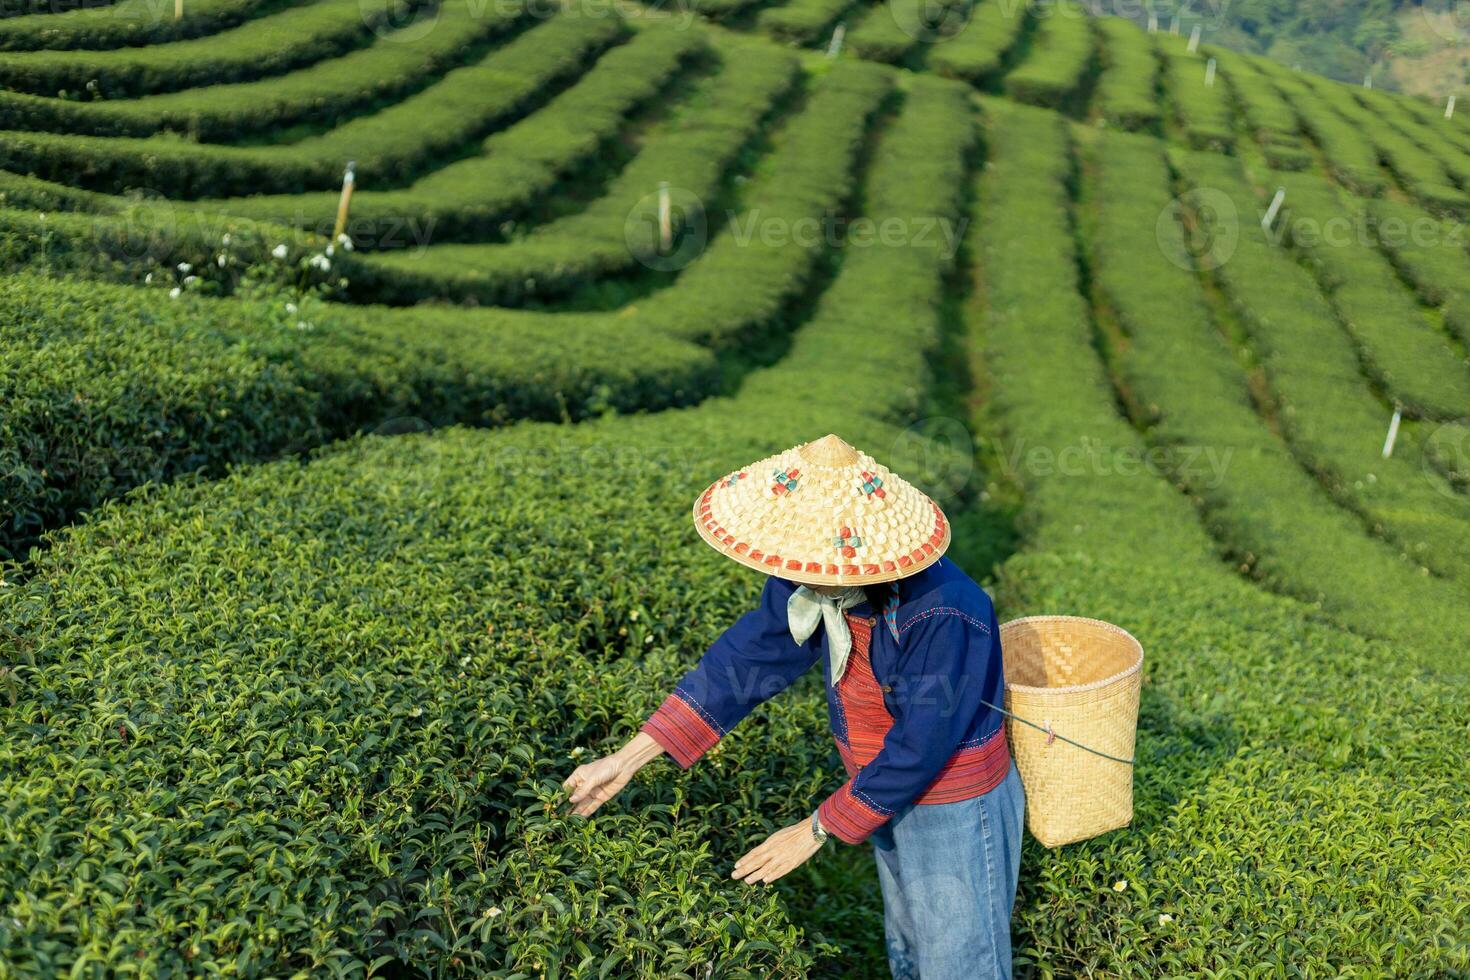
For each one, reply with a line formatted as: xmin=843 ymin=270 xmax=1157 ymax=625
xmin=692 ymin=434 xmax=950 ymax=586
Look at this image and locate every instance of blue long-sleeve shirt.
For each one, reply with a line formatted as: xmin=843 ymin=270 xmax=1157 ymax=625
xmin=641 ymin=558 xmax=1009 ymax=843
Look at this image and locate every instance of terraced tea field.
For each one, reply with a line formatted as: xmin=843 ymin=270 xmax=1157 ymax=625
xmin=2 ymin=0 xmax=1468 ymax=974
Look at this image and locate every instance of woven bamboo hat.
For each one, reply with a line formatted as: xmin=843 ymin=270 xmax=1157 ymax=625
xmin=692 ymin=434 xmax=950 ymax=586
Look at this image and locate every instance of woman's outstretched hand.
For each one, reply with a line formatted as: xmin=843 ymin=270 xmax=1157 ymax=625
xmin=732 ymin=817 xmax=825 ymax=885
xmin=562 ymin=732 xmax=665 ymax=817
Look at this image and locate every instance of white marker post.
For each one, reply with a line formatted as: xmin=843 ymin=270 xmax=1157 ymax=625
xmin=1170 ymin=15 xmax=1180 ymax=35
xmin=1187 ymin=24 xmax=1202 ymax=52
xmin=332 ymin=160 xmax=355 ymax=245
xmin=827 ymin=23 xmax=845 ymax=58
xmin=1147 ymin=12 xmax=1157 ymax=33
xmin=1205 ymin=58 xmax=1217 ymax=88
xmin=657 ymin=181 xmax=672 ymax=254
xmin=1447 ymin=95 xmax=1458 ymax=121
xmin=1381 ymin=407 xmax=1402 ymax=459
xmin=1262 ymin=187 xmax=1286 ymax=233
xmin=1364 ymin=73 xmax=1373 ymax=89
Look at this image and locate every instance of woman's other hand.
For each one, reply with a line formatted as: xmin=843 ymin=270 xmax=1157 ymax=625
xmin=732 ymin=817 xmax=824 ymax=885
xmin=562 ymin=732 xmax=664 ymax=817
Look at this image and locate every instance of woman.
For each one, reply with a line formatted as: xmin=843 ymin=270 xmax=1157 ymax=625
xmin=563 ymin=434 xmax=1026 ymax=979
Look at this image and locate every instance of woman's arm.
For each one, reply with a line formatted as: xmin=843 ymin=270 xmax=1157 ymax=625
xmin=562 ymin=732 xmax=666 ymax=818
xmin=562 ymin=577 xmax=818 ymax=814
xmin=637 ymin=576 xmax=819 ymax=768
xmin=816 ymin=603 xmax=1005 ymax=844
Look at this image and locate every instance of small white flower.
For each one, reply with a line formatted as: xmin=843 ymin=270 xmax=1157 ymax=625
xmin=325 ymin=244 xmax=335 ymax=258
xmin=570 ymin=746 xmax=586 ymax=758
xmin=216 ymin=254 xmax=227 ymax=268
xmin=1158 ymin=913 xmax=1173 ymax=925
xmin=183 ymin=275 xmax=197 ymax=285
xmin=285 ymin=302 xmax=298 ymax=315
xmin=221 ymin=233 xmax=231 ymax=246
xmin=644 ymin=634 xmax=653 ymax=645
xmin=336 ymin=233 xmax=353 ymax=251
xmin=409 ymin=706 xmax=423 ymax=718
xmin=272 ymin=243 xmax=289 ymax=260
xmin=176 ymin=262 xmax=191 ymax=273
xmin=169 ymin=287 xmax=181 ymax=298
xmin=629 ymin=610 xmax=639 ymax=621
xmin=487 ymin=907 xmax=502 ymax=919
xmin=144 ymin=272 xmax=154 ymax=284
xmin=295 ymin=321 xmax=310 ymax=331
xmin=1113 ymin=879 xmax=1127 ymax=892
xmin=310 ymin=254 xmax=331 ymax=272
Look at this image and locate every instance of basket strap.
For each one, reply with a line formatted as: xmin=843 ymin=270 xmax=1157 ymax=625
xmin=982 ymin=699 xmax=1136 ymax=766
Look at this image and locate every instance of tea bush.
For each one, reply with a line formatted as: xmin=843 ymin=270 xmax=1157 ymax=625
xmin=1262 ymin=67 xmax=1385 ymax=195
xmin=1002 ymin=2 xmax=1095 ymax=110
xmin=0 ymin=273 xmax=725 ymax=559
xmin=927 ymin=0 xmax=1027 ymax=84
xmin=1277 ymin=170 xmax=1470 ymax=420
xmin=212 ymin=19 xmax=694 ymax=245
xmin=1366 ymin=195 xmax=1470 ymax=347
xmin=1210 ymin=47 xmax=1313 ymax=170
xmin=6 ymin=3 xmax=1470 ymax=974
xmin=353 ymin=40 xmax=798 ymax=304
xmin=1157 ymin=34 xmax=1231 ymax=150
xmin=0 ymin=0 xmax=517 ymax=138
xmin=0 ymin=0 xmax=425 ymax=97
xmin=1175 ymin=149 xmax=1470 ymax=586
xmin=0 ymin=75 xmax=976 ymax=974
xmin=0 ymin=10 xmax=625 ymax=197
xmin=0 ymin=0 xmax=273 ymax=50
xmin=977 ymin=107 xmax=1470 ymax=974
xmin=1356 ymin=87 xmax=1470 ymax=193
xmin=757 ymin=0 xmax=852 ymax=47
xmin=1087 ymin=129 xmax=1470 ymax=665
xmin=1094 ymin=16 xmax=1159 ymax=131
xmin=1296 ymin=71 xmax=1470 ymax=217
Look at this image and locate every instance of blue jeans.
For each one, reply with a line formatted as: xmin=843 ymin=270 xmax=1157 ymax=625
xmin=869 ymin=760 xmax=1025 ymax=980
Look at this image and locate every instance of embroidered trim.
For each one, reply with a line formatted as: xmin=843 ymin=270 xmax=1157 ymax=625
xmin=883 ymin=583 xmax=901 ymax=642
xmin=671 ymin=686 xmax=727 ymax=735
xmin=818 ymin=779 xmax=891 ymax=844
xmin=640 ymin=693 xmax=721 ymax=770
xmin=897 ymin=605 xmax=991 ymax=638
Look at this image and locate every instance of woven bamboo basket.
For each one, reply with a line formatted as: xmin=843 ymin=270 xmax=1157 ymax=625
xmin=1000 ymin=615 xmax=1143 ymax=848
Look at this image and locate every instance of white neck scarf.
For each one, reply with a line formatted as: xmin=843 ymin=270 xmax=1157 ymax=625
xmin=787 ymin=585 xmax=867 ymax=685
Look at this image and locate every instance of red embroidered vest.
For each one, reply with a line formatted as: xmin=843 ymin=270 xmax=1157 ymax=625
xmin=834 ymin=612 xmax=1010 ymax=805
